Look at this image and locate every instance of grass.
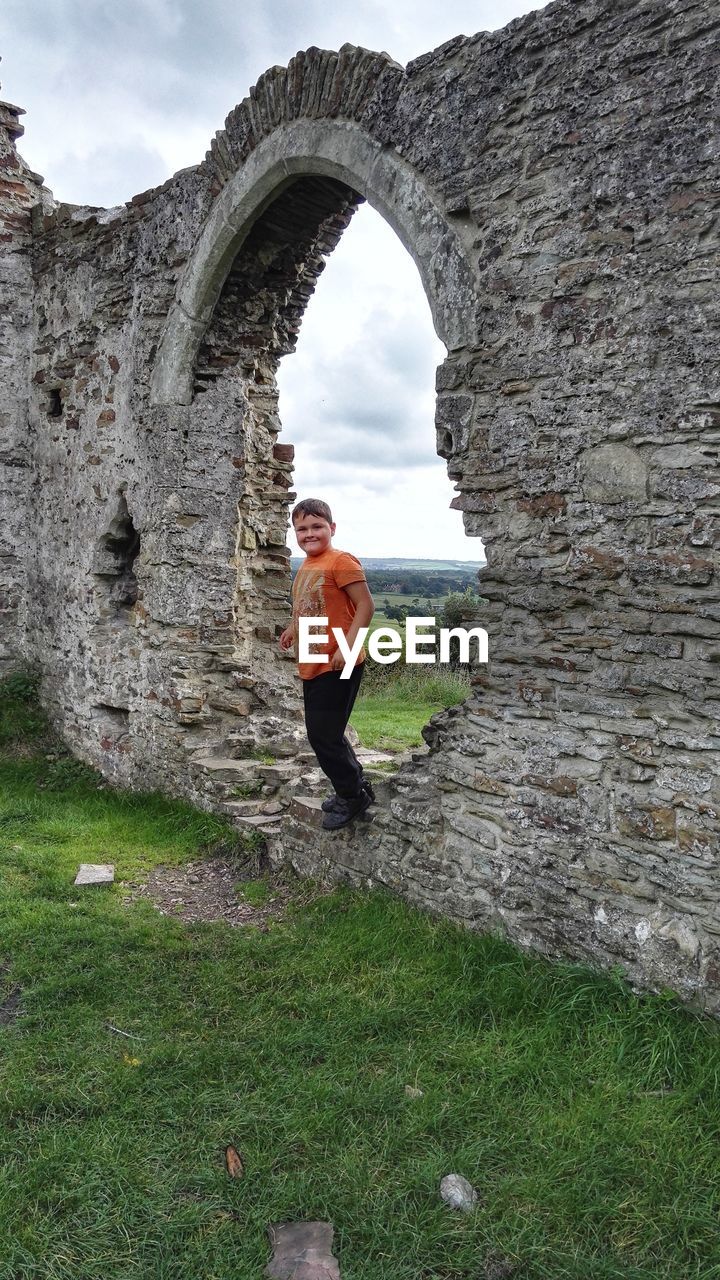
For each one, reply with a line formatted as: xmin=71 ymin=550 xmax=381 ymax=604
xmin=234 ymin=749 xmax=277 ymax=765
xmin=236 ymin=878 xmax=272 ymax=907
xmin=232 ymin=781 xmax=264 ymax=798
xmin=2 ymin=672 xmax=720 ymax=1278
xmin=0 ymin=669 xmax=49 ymax=747
xmin=351 ymin=665 xmax=471 ymax=751
xmin=353 ymin=606 xmax=479 ymax=751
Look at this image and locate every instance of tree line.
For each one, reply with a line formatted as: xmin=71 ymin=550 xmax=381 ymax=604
xmin=365 ymin=568 xmax=479 ymax=597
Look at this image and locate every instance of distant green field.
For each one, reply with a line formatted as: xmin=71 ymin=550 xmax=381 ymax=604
xmin=367 ymin=617 xmax=404 ymax=639
xmin=374 ymin=593 xmax=445 ymax=608
xmin=291 ymin=558 xmax=484 ymax=572
xmin=368 ymin=593 xmax=452 ymax=641
xmin=374 ymin=560 xmax=478 ymax=571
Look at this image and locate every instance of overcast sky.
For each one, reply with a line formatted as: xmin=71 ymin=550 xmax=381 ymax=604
xmin=2 ymin=0 xmax=549 ymax=561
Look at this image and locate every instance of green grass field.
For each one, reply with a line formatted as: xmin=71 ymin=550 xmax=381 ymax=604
xmin=3 ymin=674 xmax=720 ymax=1279
xmin=351 ymin=665 xmax=470 ymax=751
xmin=369 ymin=597 xmax=444 ymax=644
xmin=352 ymin=600 xmax=475 ymax=750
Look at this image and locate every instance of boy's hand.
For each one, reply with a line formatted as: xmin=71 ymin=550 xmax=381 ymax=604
xmin=279 ymin=627 xmax=294 ymax=651
xmin=329 ymin=648 xmax=345 ymax=672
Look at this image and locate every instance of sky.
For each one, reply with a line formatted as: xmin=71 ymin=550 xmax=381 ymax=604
xmin=2 ymin=0 xmax=549 ymax=561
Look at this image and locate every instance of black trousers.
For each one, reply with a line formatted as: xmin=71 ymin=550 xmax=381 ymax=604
xmin=302 ymin=663 xmax=364 ymax=798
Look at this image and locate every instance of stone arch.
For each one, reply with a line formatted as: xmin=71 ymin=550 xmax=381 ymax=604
xmin=144 ymin=46 xmax=486 ymax=779
xmin=150 ymin=48 xmax=478 ymax=407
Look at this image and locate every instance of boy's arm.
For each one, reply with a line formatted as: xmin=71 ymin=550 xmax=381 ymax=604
xmin=329 ymin=580 xmax=374 ymax=671
xmin=279 ymin=587 xmax=297 ymax=652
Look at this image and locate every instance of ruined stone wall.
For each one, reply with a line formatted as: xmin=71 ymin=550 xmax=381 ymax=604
xmin=1 ymin=0 xmax=719 ymax=1006
xmin=0 ymin=102 xmax=51 ymax=672
xmin=17 ymin=146 xmax=363 ymax=793
xmin=21 ymin=163 xmax=235 ymax=785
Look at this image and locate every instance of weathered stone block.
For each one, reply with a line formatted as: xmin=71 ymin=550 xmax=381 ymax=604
xmin=580 ymin=444 xmax=648 ymax=503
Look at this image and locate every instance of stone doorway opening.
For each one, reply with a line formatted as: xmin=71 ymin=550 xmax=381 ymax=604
xmin=152 ymin=145 xmax=480 ymax=825
xmin=276 ymin=197 xmax=485 ymax=762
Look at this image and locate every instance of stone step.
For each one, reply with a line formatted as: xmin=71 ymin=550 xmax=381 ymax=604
xmin=224 ymin=721 xmax=307 ymax=754
xmin=185 ymin=736 xmax=227 ymax=757
xmin=361 ymin=774 xmax=396 ymax=807
xmin=288 ymin=794 xmax=377 ymax=828
xmin=285 ymin=770 xmax=327 ymax=799
xmin=233 ymin=812 xmax=286 ymax=829
xmin=223 ymin=743 xmax=306 ymax=761
xmin=256 ymin=760 xmax=307 ymax=783
xmin=190 ymin=756 xmax=264 ymax=780
xmin=199 ymin=780 xmax=264 ymax=802
xmin=214 ymin=797 xmax=266 ymax=817
xmin=355 ymin=748 xmax=396 ymax=765
xmin=285 ymin=767 xmax=397 ymax=803
xmin=226 ymin=717 xmax=305 ymax=734
xmin=220 ymin=796 xmax=286 ymax=815
xmin=191 ymin=754 xmax=260 ymax=770
xmin=289 ymin=795 xmax=324 ymax=827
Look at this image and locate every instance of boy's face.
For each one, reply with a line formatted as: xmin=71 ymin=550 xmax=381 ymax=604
xmin=293 ymin=512 xmax=336 ymax=557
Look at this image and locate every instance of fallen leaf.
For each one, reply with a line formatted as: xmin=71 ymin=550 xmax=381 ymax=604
xmin=225 ymin=1144 xmax=244 ymax=1178
xmin=122 ymin=1053 xmax=141 ymax=1067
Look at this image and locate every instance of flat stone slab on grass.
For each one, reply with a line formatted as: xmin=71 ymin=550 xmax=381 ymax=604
xmin=74 ymin=863 xmax=115 ymax=886
xmin=265 ymin=1221 xmax=341 ymax=1279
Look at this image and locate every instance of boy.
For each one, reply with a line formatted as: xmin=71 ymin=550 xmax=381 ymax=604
xmin=279 ymin=498 xmax=376 ymax=831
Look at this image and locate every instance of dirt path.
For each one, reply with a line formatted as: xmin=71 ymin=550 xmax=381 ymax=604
xmin=122 ymin=854 xmax=331 ymax=929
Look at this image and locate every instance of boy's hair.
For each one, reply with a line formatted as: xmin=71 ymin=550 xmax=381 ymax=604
xmin=292 ymin=498 xmax=333 ymax=524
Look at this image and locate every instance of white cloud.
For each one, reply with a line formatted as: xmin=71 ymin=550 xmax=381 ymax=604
xmin=4 ymin=0 xmax=550 ymax=204
xmin=3 ymin=0 xmax=548 ymax=557
xmin=278 ymin=204 xmax=481 ymax=560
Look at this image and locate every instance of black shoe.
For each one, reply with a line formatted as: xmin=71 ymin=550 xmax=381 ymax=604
xmin=321 ymin=778 xmax=376 ymax=813
xmin=321 ymin=789 xmax=372 ymax=830
xmin=362 ymin=777 xmax=376 ymax=804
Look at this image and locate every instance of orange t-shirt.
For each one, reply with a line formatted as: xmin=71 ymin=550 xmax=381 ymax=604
xmin=292 ymin=547 xmax=367 ymax=680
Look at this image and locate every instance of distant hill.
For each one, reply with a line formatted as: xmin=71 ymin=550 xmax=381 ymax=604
xmin=290 ymin=556 xmax=485 ymax=599
xmin=290 ymin=556 xmax=485 ymax=571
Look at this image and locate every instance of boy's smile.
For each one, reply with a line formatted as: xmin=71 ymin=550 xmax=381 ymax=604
xmin=294 ymin=513 xmax=336 ymax=557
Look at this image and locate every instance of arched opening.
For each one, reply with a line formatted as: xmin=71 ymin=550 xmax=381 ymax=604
xmin=187 ymin=173 xmax=368 ymax=691
xmin=276 ymin=200 xmax=485 ymax=758
xmin=150 ymin=117 xmax=483 ymax=798
xmin=150 ymin=120 xmax=478 ymax=407
xmin=174 ymin=166 xmax=482 ymax=658
xmin=87 ymin=489 xmax=141 ymax=769
xmin=92 ymin=491 xmax=141 ymax=624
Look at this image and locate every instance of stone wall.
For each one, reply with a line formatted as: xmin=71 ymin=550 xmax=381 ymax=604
xmin=0 ymin=101 xmax=51 ymax=672
xmin=1 ymin=0 xmax=719 ymax=1007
